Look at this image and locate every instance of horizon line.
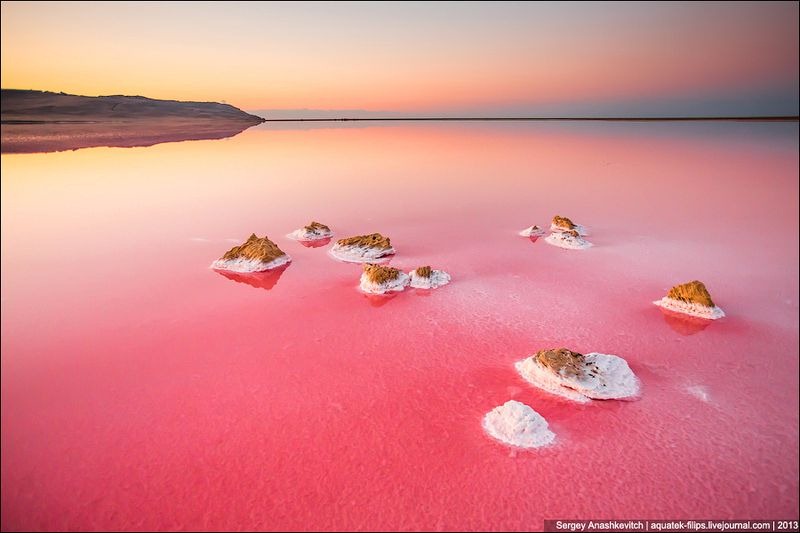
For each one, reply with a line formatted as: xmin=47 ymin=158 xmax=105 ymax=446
xmin=260 ymin=116 xmax=799 ymax=123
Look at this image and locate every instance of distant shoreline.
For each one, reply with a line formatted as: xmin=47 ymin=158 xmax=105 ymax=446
xmin=1 ymin=89 xmax=264 ymax=153
xmin=261 ymin=116 xmax=799 ymax=123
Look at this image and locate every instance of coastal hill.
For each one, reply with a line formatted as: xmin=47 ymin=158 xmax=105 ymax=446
xmin=1 ymin=89 xmax=265 ymax=153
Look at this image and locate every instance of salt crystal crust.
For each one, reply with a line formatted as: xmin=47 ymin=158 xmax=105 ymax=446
xmin=544 ymin=231 xmax=592 ymax=250
xmin=482 ymin=400 xmax=555 ymax=448
xmin=409 ymin=269 xmax=451 ymax=289
xmin=210 ymin=254 xmax=291 ymax=273
xmin=653 ymin=297 xmax=725 ymax=319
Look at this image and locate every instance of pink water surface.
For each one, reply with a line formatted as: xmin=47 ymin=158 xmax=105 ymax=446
xmin=2 ymin=121 xmax=798 ymax=530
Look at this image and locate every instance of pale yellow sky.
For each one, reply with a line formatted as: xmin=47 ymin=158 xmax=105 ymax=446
xmin=2 ymin=1 xmax=798 ymax=114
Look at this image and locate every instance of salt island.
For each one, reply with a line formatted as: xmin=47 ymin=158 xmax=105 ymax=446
xmin=287 ymin=221 xmax=333 ymax=241
xmin=653 ymin=280 xmax=725 ymax=319
xmin=210 ymin=234 xmax=291 ymax=273
xmin=515 ymin=348 xmax=640 ymax=403
xmin=359 ymin=263 xmax=409 ymax=294
xmin=330 ymin=233 xmax=395 ymax=262
xmin=409 ymin=266 xmax=451 ymax=289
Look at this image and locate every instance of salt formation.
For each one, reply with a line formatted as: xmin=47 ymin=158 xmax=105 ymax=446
xmin=653 ymin=280 xmax=725 ymax=319
xmin=287 ymin=221 xmax=333 ymax=241
xmin=210 ymin=233 xmax=291 ymax=272
xmin=359 ymin=263 xmax=409 ymax=294
xmin=544 ymin=229 xmax=592 ymax=249
xmin=518 ymin=225 xmax=546 ymax=237
xmin=482 ymin=400 xmax=555 ymax=449
xmin=330 ymin=233 xmax=395 ymax=262
xmin=409 ymin=266 xmax=451 ymax=289
xmin=550 ymin=215 xmax=588 ymax=236
xmin=515 ymin=348 xmax=640 ymax=403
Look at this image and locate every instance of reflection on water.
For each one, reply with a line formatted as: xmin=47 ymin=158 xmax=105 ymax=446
xmin=363 ymin=292 xmax=399 ymax=307
xmin=296 ymin=236 xmax=332 ymax=248
xmin=214 ymin=263 xmax=290 ymax=291
xmin=0 ymin=119 xmax=259 ymax=154
xmin=658 ymin=306 xmax=712 ymax=336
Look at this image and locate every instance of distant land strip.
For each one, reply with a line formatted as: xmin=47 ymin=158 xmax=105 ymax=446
xmin=261 ymin=116 xmax=799 ymax=122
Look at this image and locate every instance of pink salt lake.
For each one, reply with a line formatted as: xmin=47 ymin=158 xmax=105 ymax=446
xmin=2 ymin=121 xmax=798 ymax=530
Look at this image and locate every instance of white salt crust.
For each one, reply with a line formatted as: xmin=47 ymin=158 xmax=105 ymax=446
xmin=359 ymin=271 xmax=410 ymax=294
xmin=409 ymin=269 xmax=451 ymax=289
xmin=482 ymin=400 xmax=555 ymax=449
xmin=329 ymin=244 xmax=395 ymax=263
xmin=544 ymin=232 xmax=592 ymax=250
xmin=210 ymin=254 xmax=291 ymax=273
xmin=653 ymin=297 xmax=725 ymax=320
xmin=518 ymin=226 xmax=546 ymax=237
xmin=550 ymin=222 xmax=588 ymax=236
xmin=515 ymin=352 xmax=640 ymax=403
xmin=286 ymin=226 xmax=333 ymax=241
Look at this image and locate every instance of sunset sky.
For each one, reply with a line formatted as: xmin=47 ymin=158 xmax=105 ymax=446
xmin=2 ymin=1 xmax=798 ymax=116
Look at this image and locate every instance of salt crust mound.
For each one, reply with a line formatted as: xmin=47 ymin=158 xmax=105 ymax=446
xmin=409 ymin=267 xmax=451 ymax=289
xmin=653 ymin=297 xmax=725 ymax=319
xmin=482 ymin=400 xmax=555 ymax=449
xmin=330 ymin=233 xmax=395 ymax=263
xmin=287 ymin=221 xmax=333 ymax=241
xmin=359 ymin=264 xmax=409 ymax=294
xmin=544 ymin=231 xmax=592 ymax=250
xmin=515 ymin=352 xmax=640 ymax=403
xmin=518 ymin=225 xmax=546 ymax=237
xmin=210 ymin=234 xmax=291 ymax=273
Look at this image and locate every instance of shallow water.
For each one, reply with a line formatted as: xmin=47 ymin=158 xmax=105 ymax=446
xmin=2 ymin=121 xmax=798 ymax=530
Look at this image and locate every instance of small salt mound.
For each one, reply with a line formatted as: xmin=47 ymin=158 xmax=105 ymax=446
xmin=482 ymin=400 xmax=555 ymax=449
xmin=653 ymin=297 xmax=725 ymax=320
xmin=544 ymin=231 xmax=592 ymax=250
xmin=210 ymin=254 xmax=291 ymax=273
xmin=409 ymin=268 xmax=451 ymax=289
xmin=516 ymin=352 xmax=639 ymax=402
xmin=359 ymin=269 xmax=409 ymax=294
xmin=286 ymin=222 xmax=333 ymax=242
xmin=518 ymin=225 xmax=546 ymax=237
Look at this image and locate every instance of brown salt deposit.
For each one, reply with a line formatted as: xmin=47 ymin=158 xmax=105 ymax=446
xmin=221 ymin=234 xmax=286 ymax=262
xmin=552 ymin=215 xmax=576 ymax=230
xmin=304 ymin=221 xmax=331 ymax=233
xmin=415 ymin=266 xmax=432 ymax=278
xmin=336 ymin=233 xmax=392 ymax=249
xmin=535 ymin=348 xmax=586 ymax=378
xmin=363 ymin=263 xmax=401 ymax=284
xmin=667 ymin=280 xmax=715 ymax=308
